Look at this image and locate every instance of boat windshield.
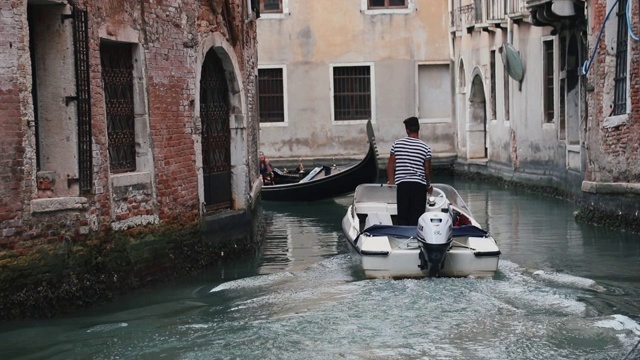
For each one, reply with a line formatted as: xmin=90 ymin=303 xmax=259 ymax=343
xmin=353 ymin=184 xmax=474 ymax=218
xmin=354 ymin=184 xmax=397 ymax=204
xmin=432 ymin=183 xmax=473 ymax=218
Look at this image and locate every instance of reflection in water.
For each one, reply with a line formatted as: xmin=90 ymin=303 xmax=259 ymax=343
xmin=0 ymin=180 xmax=639 ymax=360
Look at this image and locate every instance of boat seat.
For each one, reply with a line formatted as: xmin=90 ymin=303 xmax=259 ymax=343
xmin=365 ymin=212 xmax=393 ymax=228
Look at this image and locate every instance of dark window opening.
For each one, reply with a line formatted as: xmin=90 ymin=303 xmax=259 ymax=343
xmin=101 ymin=41 xmax=136 ymax=173
xmin=258 ymin=68 xmax=285 ymax=123
xmin=333 ymin=66 xmax=371 ymax=121
xmin=490 ymin=49 xmax=496 ymax=119
xmin=543 ymin=40 xmax=554 ymax=123
xmin=261 ymin=0 xmax=282 ymax=13
xmin=368 ymin=0 xmax=407 ymax=9
xmin=613 ymin=0 xmax=628 ymax=115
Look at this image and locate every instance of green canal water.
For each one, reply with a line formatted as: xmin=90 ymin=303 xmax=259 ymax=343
xmin=1 ymin=178 xmax=639 ymax=359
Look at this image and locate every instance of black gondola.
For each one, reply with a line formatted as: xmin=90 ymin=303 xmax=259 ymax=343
xmin=261 ymin=120 xmax=379 ymax=202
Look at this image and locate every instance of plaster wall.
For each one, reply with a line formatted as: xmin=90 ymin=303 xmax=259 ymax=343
xmin=454 ymin=20 xmax=578 ymax=178
xmin=257 ymin=0 xmax=454 ymax=163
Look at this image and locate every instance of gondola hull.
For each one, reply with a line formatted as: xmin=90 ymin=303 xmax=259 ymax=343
xmin=261 ymin=121 xmax=379 ymax=202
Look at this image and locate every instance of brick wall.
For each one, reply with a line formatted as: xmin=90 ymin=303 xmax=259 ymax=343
xmin=0 ymin=0 xmax=31 ymax=245
xmin=0 ymin=0 xmax=259 ymax=319
xmin=586 ymin=0 xmax=640 ymax=182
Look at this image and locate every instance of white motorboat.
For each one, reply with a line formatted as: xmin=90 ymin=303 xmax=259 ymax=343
xmin=341 ymin=183 xmax=500 ymax=279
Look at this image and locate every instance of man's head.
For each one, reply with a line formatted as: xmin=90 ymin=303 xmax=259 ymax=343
xmin=403 ymin=116 xmax=420 ymax=134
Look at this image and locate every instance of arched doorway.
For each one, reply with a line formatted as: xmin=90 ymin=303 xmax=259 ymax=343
xmin=200 ymin=49 xmax=231 ymax=210
xmin=468 ymin=74 xmax=487 ymax=159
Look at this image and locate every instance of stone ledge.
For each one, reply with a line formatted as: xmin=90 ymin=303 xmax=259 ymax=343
xmin=581 ymin=181 xmax=640 ymax=195
xmin=603 ymin=114 xmax=628 ymax=129
xmin=111 ymin=215 xmax=159 ymax=231
xmin=31 ymin=197 xmax=88 ymax=213
xmin=111 ymin=172 xmax=152 ymax=188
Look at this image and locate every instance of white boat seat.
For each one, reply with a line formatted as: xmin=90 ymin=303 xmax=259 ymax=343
xmin=365 ymin=212 xmax=393 ymax=228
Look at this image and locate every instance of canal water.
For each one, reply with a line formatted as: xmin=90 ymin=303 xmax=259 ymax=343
xmin=1 ymin=177 xmax=640 ymax=360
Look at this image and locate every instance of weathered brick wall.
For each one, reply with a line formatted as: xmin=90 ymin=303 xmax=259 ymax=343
xmin=0 ymin=0 xmax=259 ymax=319
xmin=586 ymin=0 xmax=640 ymax=182
xmin=0 ymin=0 xmax=34 ymax=246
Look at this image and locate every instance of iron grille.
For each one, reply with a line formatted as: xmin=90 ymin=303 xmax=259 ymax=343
xmin=333 ymin=66 xmax=371 ymax=121
xmin=261 ymin=0 xmax=282 ymax=13
xmin=101 ymin=42 xmax=136 ymax=173
xmin=258 ymin=68 xmax=284 ymax=123
xmin=613 ymin=0 xmax=628 ymax=116
xmin=368 ymin=0 xmax=407 ymax=8
xmin=201 ymin=51 xmax=231 ymax=210
xmin=73 ymin=9 xmax=93 ymax=192
xmin=543 ymin=40 xmax=554 ymax=123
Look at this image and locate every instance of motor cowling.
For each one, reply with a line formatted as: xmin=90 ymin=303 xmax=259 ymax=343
xmin=416 ymin=210 xmax=453 ymax=277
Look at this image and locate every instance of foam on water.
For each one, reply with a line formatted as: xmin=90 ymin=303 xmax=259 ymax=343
xmin=86 ymin=322 xmax=128 ymax=333
xmin=594 ymin=314 xmax=640 ymax=335
xmin=209 ymin=271 xmax=295 ymax=292
xmin=531 ymin=269 xmax=606 ymax=292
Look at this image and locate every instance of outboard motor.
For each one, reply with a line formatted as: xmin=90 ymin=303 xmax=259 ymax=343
xmin=416 ymin=203 xmax=453 ymax=277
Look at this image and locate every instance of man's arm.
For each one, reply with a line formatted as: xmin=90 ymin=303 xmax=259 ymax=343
xmin=386 ymin=154 xmax=396 ymax=185
xmin=424 ymin=158 xmax=432 ymax=194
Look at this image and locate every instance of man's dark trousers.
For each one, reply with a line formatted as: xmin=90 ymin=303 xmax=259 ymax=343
xmin=397 ymin=181 xmax=427 ymax=226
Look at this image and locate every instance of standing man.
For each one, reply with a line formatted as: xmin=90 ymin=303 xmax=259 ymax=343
xmin=386 ymin=116 xmax=432 ymax=226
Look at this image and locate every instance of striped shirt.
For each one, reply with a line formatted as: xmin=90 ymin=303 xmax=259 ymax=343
xmin=390 ymin=137 xmax=432 ymax=185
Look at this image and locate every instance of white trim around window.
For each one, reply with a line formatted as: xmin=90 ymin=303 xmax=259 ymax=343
xmin=258 ymin=64 xmax=288 ymax=127
xmin=361 ymin=0 xmax=416 ymax=15
xmin=329 ymin=62 xmax=376 ymax=125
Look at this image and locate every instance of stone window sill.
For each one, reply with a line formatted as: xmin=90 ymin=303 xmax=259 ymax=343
xmin=31 ymin=197 xmax=88 ymax=213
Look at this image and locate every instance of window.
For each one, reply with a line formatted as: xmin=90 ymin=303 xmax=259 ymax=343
xmin=503 ymin=62 xmax=510 ymax=121
xmin=417 ymin=63 xmax=452 ymax=121
xmin=613 ymin=0 xmax=628 ymax=115
xmin=368 ymin=0 xmax=407 ymax=9
xmin=101 ymin=41 xmax=136 ymax=173
xmin=332 ymin=65 xmax=372 ymax=121
xmin=260 ymin=0 xmax=282 ymax=13
xmin=258 ymin=67 xmax=285 ymax=123
xmin=542 ymin=38 xmax=554 ymax=123
xmin=490 ymin=50 xmax=496 ymax=120
xmin=362 ymin=0 xmax=414 ymax=14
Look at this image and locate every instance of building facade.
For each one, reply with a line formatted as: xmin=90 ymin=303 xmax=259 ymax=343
xmin=0 ymin=0 xmax=261 ymax=319
xmin=256 ymin=0 xmax=455 ymax=168
xmin=450 ymin=0 xmax=639 ymax=230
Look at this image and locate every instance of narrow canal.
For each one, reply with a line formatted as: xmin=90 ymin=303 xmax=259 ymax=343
xmin=1 ymin=177 xmax=639 ymax=359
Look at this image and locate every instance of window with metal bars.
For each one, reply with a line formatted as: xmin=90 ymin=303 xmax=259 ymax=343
xmin=261 ymin=0 xmax=282 ymax=13
xmin=368 ymin=0 xmax=407 ymax=8
xmin=543 ymin=39 xmax=554 ymax=123
xmin=258 ymin=68 xmax=285 ymax=123
xmin=101 ymin=41 xmax=136 ymax=173
xmin=332 ymin=66 xmax=372 ymax=121
xmin=490 ymin=50 xmax=496 ymax=120
xmin=613 ymin=0 xmax=628 ymax=116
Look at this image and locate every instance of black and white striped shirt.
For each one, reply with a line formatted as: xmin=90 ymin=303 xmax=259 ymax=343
xmin=390 ymin=137 xmax=432 ymax=185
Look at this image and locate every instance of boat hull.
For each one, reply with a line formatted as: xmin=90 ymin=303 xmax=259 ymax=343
xmin=341 ymin=183 xmax=500 ymax=279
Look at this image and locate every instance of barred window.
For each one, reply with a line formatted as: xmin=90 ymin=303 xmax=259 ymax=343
xmin=613 ymin=0 xmax=628 ymax=115
xmin=368 ymin=0 xmax=407 ymax=8
xmin=258 ymin=68 xmax=285 ymax=123
xmin=333 ymin=65 xmax=372 ymax=121
xmin=543 ymin=39 xmax=554 ymax=123
xmin=101 ymin=41 xmax=136 ymax=173
xmin=261 ymin=0 xmax=282 ymax=13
